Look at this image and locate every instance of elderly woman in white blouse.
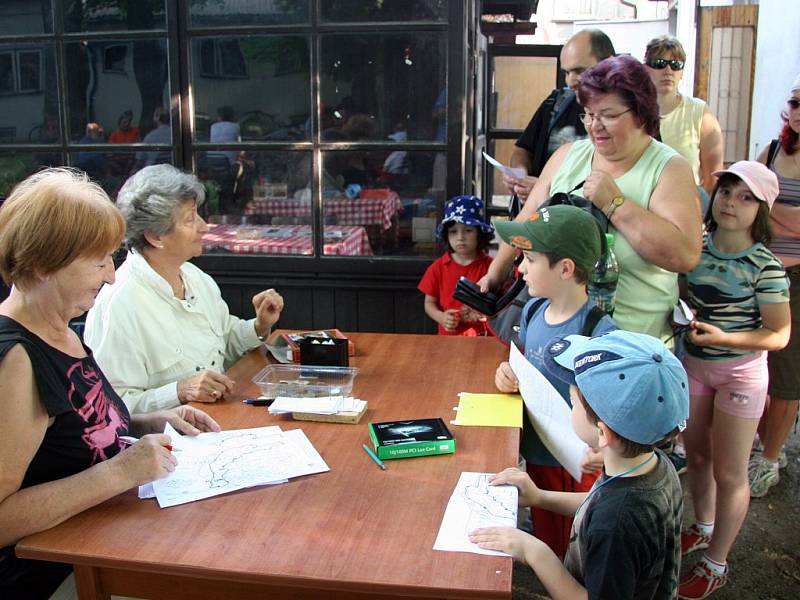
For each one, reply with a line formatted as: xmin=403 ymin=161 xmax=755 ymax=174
xmin=85 ymin=164 xmax=283 ymax=414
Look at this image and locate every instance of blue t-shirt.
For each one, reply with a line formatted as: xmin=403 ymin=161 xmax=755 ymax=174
xmin=519 ymin=298 xmax=617 ymax=466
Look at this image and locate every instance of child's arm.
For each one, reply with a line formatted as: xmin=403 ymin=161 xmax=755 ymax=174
xmin=495 ymin=361 xmax=519 ymax=393
xmin=423 ymin=295 xmax=461 ymax=332
xmin=468 ymin=528 xmax=588 ymax=600
xmin=688 ymin=302 xmax=791 ymax=352
xmin=489 ymin=468 xmax=587 ymax=515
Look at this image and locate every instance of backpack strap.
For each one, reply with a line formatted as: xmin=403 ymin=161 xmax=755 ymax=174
xmin=581 ymin=305 xmax=606 ymax=337
xmin=524 ymin=297 xmax=547 ymax=326
xmin=766 ymin=139 xmax=780 ymax=167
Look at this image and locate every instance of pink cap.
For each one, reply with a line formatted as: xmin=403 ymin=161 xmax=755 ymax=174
xmin=713 ymin=161 xmax=780 ymax=209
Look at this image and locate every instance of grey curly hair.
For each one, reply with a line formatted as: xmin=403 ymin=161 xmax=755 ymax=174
xmin=116 ymin=164 xmax=205 ymax=250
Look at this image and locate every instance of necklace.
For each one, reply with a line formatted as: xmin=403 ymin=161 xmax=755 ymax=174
xmin=574 ymin=451 xmax=656 ymax=517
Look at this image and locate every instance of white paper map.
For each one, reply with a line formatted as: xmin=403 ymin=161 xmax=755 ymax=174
xmin=151 ymin=423 xmax=329 ymax=508
xmin=433 ymin=472 xmax=518 ymax=556
xmin=509 ymin=343 xmax=588 ymax=481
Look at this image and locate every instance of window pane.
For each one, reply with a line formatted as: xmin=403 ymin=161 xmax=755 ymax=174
xmin=69 ymin=150 xmax=173 ymax=198
xmin=0 ymin=1 xmax=53 ymax=35
xmin=64 ymin=40 xmax=171 ymax=145
xmin=192 ymin=36 xmax=310 ymax=142
xmin=486 ymin=138 xmax=516 ymax=211
xmin=0 ymin=152 xmax=62 ymax=203
xmin=63 ymin=0 xmax=166 ymax=32
xmin=321 ymin=150 xmax=440 ymax=257
xmin=321 ymin=0 xmax=447 ymax=22
xmin=0 ymin=43 xmax=59 ymax=144
xmin=320 ymin=34 xmax=446 ymax=142
xmin=198 ymin=151 xmax=315 ymax=257
xmin=492 ymin=55 xmax=556 ymax=130
xmin=189 ymin=0 xmax=308 ymax=27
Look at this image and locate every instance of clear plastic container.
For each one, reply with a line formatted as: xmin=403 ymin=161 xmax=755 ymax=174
xmin=252 ymin=364 xmax=359 ymax=399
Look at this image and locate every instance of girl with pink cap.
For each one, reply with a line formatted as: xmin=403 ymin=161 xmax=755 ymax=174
xmin=678 ymin=161 xmax=791 ymax=599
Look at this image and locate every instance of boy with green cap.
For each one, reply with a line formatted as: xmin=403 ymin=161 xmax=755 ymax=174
xmin=491 ymin=205 xmax=617 ymax=559
xmin=471 ymin=330 xmax=688 ymax=599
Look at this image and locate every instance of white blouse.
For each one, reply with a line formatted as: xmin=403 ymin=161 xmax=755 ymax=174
xmin=85 ymin=250 xmax=261 ymax=414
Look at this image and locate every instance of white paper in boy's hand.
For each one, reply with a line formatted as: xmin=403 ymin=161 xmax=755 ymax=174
xmin=482 ymin=152 xmax=527 ymax=180
xmin=673 ymin=299 xmax=695 ymax=326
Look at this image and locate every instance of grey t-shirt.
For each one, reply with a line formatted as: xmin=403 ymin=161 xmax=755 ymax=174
xmin=564 ymin=450 xmax=682 ymax=599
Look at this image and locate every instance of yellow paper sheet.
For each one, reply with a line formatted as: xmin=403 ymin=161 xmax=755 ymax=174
xmin=451 ymin=392 xmax=523 ymax=428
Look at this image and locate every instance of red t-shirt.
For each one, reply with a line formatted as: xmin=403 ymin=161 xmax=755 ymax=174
xmin=108 ymin=128 xmax=141 ymax=144
xmin=418 ymin=252 xmax=493 ymax=336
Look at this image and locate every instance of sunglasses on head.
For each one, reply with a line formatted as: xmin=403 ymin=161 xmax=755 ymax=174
xmin=788 ymin=98 xmax=800 ymax=110
xmin=647 ymin=58 xmax=685 ymax=71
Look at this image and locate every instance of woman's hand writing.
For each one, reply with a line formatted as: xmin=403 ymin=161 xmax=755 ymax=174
xmin=111 ymin=434 xmax=177 ymax=488
xmin=177 ymin=370 xmax=235 ymax=404
xmin=138 ymin=405 xmax=221 ymax=436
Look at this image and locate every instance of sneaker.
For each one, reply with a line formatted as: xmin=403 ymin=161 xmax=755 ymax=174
xmin=749 ymin=454 xmax=780 ymax=498
xmin=667 ymin=450 xmax=688 ymax=475
xmin=681 ymin=524 xmax=711 ymax=555
xmin=679 ymin=560 xmax=728 ymax=599
xmin=751 ymin=446 xmax=788 ymax=469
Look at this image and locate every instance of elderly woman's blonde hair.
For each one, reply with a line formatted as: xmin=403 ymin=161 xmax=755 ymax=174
xmin=645 ymin=35 xmax=687 ymax=64
xmin=0 ymin=168 xmax=124 ymax=288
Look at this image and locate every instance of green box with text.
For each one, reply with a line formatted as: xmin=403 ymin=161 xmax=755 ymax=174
xmin=368 ymin=418 xmax=455 ymax=460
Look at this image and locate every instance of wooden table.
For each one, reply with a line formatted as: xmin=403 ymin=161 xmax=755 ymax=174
xmin=17 ymin=333 xmax=517 ymax=600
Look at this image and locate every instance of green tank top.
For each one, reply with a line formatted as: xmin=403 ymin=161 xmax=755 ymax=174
xmin=551 ymin=138 xmax=678 ymax=340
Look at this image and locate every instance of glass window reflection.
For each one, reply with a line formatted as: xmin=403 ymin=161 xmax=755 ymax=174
xmin=192 ymin=36 xmax=310 ymax=142
xmin=189 ymin=0 xmax=308 ymax=27
xmin=0 ymin=43 xmax=59 ymax=145
xmin=197 ymin=151 xmax=314 ymax=257
xmin=0 ymin=1 xmax=53 ymax=35
xmin=320 ymin=34 xmax=446 ymax=142
xmin=0 ymin=152 xmax=62 ymax=203
xmin=322 ymin=150 xmax=440 ymax=256
xmin=69 ymin=150 xmax=172 ymax=198
xmin=63 ymin=0 xmax=166 ymax=32
xmin=321 ymin=0 xmax=447 ymax=22
xmin=64 ymin=40 xmax=171 ymax=144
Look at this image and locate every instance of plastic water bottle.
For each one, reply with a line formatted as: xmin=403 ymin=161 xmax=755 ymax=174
xmin=588 ymin=233 xmax=620 ymax=316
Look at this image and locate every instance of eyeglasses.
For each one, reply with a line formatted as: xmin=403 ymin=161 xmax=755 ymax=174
xmin=579 ymin=108 xmax=632 ymax=128
xmin=787 ymin=98 xmax=800 ymax=110
xmin=647 ymin=58 xmax=685 ymax=71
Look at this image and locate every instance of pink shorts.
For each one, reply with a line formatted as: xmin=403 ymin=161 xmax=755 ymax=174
xmin=683 ymin=352 xmax=768 ymax=419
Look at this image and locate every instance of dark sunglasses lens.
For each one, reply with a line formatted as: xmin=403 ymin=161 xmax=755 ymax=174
xmin=649 ymin=59 xmax=668 ymax=70
xmin=788 ymin=99 xmax=800 ymax=110
xmin=669 ymin=60 xmax=685 ymax=71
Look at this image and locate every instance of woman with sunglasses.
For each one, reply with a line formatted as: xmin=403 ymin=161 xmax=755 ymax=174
xmin=644 ymin=35 xmax=723 ymax=203
xmin=749 ymin=74 xmax=800 ymax=499
xmin=481 ymin=55 xmax=701 ymax=342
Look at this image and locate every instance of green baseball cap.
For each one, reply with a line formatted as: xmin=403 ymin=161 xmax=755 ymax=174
xmin=492 ymin=205 xmax=603 ymax=272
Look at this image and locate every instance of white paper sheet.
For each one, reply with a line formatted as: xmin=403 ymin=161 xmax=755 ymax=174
xmin=150 ymin=423 xmax=328 ymax=508
xmin=433 ymin=472 xmax=518 ymax=556
xmin=269 ymin=395 xmax=343 ymax=415
xmin=509 ymin=344 xmax=589 ymax=481
xmin=482 ymin=151 xmax=527 ymax=180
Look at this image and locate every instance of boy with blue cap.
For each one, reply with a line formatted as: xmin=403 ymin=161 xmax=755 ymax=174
xmin=470 ymin=330 xmax=689 ymax=599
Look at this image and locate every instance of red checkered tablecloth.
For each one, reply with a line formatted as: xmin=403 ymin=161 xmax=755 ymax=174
xmin=244 ymin=189 xmax=402 ymax=231
xmin=201 ymin=224 xmax=373 ymax=256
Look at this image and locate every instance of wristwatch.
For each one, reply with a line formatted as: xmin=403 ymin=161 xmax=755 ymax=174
xmin=604 ymin=195 xmax=625 ymax=220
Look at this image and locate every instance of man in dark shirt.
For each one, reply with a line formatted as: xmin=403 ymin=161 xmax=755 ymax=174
xmin=504 ymin=29 xmax=615 ymax=200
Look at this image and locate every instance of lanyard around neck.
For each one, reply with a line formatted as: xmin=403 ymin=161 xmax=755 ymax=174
xmin=574 ymin=451 xmax=656 ymax=517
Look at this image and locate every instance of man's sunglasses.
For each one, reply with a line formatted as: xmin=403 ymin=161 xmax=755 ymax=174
xmin=647 ymin=58 xmax=685 ymax=71
xmin=788 ymin=98 xmax=800 ymax=110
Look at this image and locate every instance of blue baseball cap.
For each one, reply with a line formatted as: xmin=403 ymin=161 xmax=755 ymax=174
xmin=543 ymin=330 xmax=689 ymax=445
xmin=436 ymin=195 xmax=494 ymax=240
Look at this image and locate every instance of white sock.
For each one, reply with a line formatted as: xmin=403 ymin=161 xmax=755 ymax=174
xmin=702 ymin=554 xmax=727 ymax=576
xmin=696 ymin=521 xmax=714 ymax=536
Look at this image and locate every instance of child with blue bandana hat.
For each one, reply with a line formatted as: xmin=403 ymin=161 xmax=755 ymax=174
xmin=418 ymin=195 xmax=494 ymax=335
xmin=470 ymin=330 xmax=688 ymax=600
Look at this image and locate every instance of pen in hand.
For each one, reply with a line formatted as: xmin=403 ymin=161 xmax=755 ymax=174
xmin=362 ymin=444 xmax=386 ymax=471
xmin=119 ymin=435 xmax=179 ymax=452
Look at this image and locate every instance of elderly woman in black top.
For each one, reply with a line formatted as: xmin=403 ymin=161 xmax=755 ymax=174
xmin=0 ymin=168 xmax=219 ymax=599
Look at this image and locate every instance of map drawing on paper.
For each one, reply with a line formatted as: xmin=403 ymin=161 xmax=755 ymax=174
xmin=151 ymin=423 xmax=328 ymax=508
xmin=433 ymin=472 xmax=518 ymax=556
